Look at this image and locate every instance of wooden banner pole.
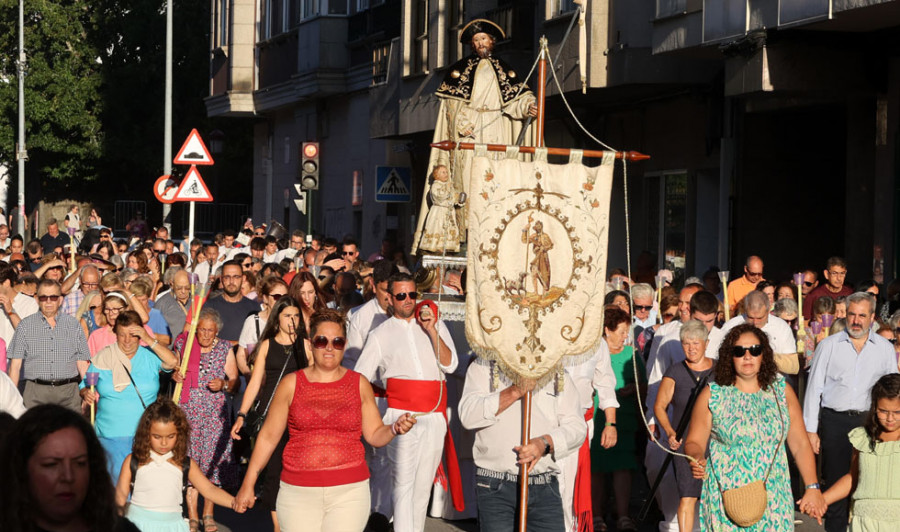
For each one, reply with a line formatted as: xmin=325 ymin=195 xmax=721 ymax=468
xmin=518 ymin=37 xmax=551 ymax=532
xmin=430 ymin=140 xmax=649 ymax=161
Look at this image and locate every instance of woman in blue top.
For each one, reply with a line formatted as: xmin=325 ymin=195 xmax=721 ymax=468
xmin=80 ymin=310 xmax=179 ymax=479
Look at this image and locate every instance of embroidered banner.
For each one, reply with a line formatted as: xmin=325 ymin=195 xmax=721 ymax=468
xmin=465 ymin=151 xmax=614 ymax=383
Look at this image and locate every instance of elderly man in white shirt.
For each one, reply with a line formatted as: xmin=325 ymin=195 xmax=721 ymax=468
xmin=343 ymin=260 xmax=398 ymax=521
xmin=355 ymin=273 xmax=459 ymax=532
xmin=459 ymin=358 xmax=586 ymax=532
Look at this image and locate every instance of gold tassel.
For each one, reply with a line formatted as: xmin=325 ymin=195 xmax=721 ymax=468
xmin=491 ymin=361 xmax=500 ymax=392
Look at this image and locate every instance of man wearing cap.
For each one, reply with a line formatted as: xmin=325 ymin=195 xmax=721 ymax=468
xmin=412 ymin=18 xmax=537 ymax=253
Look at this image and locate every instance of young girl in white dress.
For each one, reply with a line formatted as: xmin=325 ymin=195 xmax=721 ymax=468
xmin=115 ymin=399 xmax=244 ymax=532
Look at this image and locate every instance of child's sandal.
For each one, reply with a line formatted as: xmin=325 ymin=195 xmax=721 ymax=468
xmin=202 ymin=515 xmax=218 ymax=532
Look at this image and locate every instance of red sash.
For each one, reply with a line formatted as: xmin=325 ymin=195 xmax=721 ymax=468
xmin=386 ymin=378 xmax=465 ymax=512
xmin=574 ymin=408 xmax=593 ymax=532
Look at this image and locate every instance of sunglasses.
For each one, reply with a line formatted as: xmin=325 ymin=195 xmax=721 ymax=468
xmin=731 ymin=344 xmax=763 ymax=358
xmin=89 ymin=305 xmax=99 ymax=310
xmin=803 ymin=281 xmax=815 ymax=287
xmin=38 ymin=295 xmax=61 ymax=302
xmin=312 ymin=335 xmax=346 ymax=350
xmin=633 ymin=305 xmax=653 ymax=312
xmin=342 ymin=251 xmax=355 ymax=256
xmin=392 ymin=291 xmax=418 ymax=301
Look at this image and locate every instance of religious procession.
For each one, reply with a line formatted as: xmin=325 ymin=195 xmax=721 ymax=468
xmin=3 ymin=2 xmax=900 ymax=532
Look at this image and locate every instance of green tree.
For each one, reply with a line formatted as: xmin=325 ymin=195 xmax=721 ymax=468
xmin=0 ymin=0 xmax=104 ymax=201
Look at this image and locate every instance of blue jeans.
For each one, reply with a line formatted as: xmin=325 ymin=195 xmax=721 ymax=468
xmin=475 ymin=472 xmax=565 ymax=532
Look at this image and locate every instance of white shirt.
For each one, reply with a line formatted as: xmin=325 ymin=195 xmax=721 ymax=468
xmin=711 ymin=314 xmax=796 ymax=358
xmin=129 ymin=451 xmax=184 ymax=513
xmin=459 ymin=360 xmax=586 ymax=476
xmin=237 ymin=313 xmax=264 ymax=349
xmin=568 ymin=340 xmax=618 ymax=412
xmin=0 ymin=371 xmax=26 ymax=418
xmin=13 ymin=291 xmax=38 ymax=319
xmin=343 ymin=298 xmax=390 ymax=370
xmin=355 ymin=316 xmax=458 ymax=382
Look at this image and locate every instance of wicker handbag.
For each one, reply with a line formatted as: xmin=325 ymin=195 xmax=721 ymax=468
xmin=712 ymin=388 xmax=785 ymax=527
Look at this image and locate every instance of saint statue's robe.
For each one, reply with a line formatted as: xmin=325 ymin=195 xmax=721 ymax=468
xmin=411 ymin=54 xmax=535 ymax=255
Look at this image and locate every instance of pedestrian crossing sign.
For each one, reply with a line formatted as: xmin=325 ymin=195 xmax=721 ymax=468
xmin=375 ymin=166 xmax=412 ymax=203
xmin=173 ymin=166 xmax=214 ymax=202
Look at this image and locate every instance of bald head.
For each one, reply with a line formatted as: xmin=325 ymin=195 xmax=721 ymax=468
xmin=172 ymin=269 xmax=192 ymax=303
xmin=743 ymin=255 xmax=764 ymax=283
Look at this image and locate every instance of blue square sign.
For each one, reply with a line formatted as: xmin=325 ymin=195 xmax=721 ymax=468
xmin=375 ymin=166 xmax=412 ymax=203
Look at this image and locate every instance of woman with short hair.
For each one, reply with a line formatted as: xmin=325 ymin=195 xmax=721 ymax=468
xmin=653 ymin=320 xmax=714 ymax=532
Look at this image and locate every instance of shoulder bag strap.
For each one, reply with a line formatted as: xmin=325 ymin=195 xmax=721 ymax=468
xmin=254 ymin=313 xmax=260 ymax=337
xmin=122 ymin=363 xmax=147 ymax=409
xmin=762 ymin=386 xmax=786 ymax=483
xmin=261 ymin=345 xmax=293 ymax=417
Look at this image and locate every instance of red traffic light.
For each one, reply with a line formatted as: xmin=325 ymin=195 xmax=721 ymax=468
xmin=303 ymin=143 xmax=319 ymax=158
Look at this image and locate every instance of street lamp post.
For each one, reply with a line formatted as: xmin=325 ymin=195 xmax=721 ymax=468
xmin=16 ymin=0 xmax=27 ymax=238
xmin=161 ymin=0 xmax=173 ymax=232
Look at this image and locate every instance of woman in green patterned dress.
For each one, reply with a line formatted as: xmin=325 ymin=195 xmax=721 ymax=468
xmin=684 ymin=323 xmax=826 ymax=530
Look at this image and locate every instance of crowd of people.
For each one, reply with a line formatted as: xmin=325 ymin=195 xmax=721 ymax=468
xmin=0 ymin=213 xmax=898 ymax=532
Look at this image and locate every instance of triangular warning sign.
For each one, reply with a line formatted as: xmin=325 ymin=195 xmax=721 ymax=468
xmin=173 ymin=166 xmax=214 ymax=202
xmin=378 ymin=169 xmax=410 ymax=195
xmin=174 ymin=129 xmax=214 ymax=166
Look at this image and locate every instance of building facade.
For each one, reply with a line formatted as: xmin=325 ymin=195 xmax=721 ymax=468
xmin=207 ymin=0 xmax=900 ymax=287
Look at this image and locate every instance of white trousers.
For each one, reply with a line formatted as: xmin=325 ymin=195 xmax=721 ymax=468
xmin=386 ymin=408 xmax=446 ymax=532
xmin=276 ymin=480 xmax=370 ymax=532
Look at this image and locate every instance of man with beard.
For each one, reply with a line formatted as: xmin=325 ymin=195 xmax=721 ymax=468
xmin=804 ymin=291 xmax=898 ymax=532
xmin=355 ymin=273 xmax=460 ymax=532
xmin=412 ymin=18 xmax=538 ymax=253
xmin=204 ymin=260 xmax=261 ymax=344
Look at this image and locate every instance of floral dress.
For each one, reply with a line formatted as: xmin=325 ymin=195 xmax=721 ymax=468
xmin=700 ymin=374 xmax=792 ymax=531
xmin=177 ymin=336 xmax=239 ymax=489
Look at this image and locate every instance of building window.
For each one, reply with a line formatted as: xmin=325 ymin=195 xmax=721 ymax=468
xmin=412 ymin=0 xmax=428 ymax=74
xmin=446 ymin=0 xmax=464 ymax=65
xmin=663 ymin=173 xmax=688 ymax=282
xmin=655 ymin=0 xmax=686 ymax=19
xmin=302 ymin=0 xmax=319 ymax=19
xmin=215 ymin=0 xmax=228 ymax=48
xmin=357 ymin=0 xmax=368 ymax=10
xmin=372 ymin=40 xmax=391 ymax=84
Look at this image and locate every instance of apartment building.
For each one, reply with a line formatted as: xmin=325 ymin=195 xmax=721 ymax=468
xmin=207 ymin=0 xmax=900 ymax=284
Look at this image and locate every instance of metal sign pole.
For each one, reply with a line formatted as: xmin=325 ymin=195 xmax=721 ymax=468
xmin=188 ymin=201 xmax=195 ymax=246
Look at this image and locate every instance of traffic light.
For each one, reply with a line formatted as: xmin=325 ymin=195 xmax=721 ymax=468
xmin=299 ymin=142 xmax=320 ymax=190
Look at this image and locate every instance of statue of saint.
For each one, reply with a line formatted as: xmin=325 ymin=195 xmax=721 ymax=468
xmin=412 ymin=18 xmax=537 ymax=255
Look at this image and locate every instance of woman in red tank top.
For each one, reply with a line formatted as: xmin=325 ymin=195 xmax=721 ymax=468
xmin=234 ymin=308 xmax=417 ymax=531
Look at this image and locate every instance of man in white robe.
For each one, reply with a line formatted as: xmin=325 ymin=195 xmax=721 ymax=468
xmin=355 ymin=273 xmax=459 ymax=532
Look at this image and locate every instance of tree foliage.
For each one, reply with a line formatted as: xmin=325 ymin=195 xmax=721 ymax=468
xmin=0 ymin=0 xmax=250 ymax=212
xmin=0 ymin=0 xmax=103 ymax=199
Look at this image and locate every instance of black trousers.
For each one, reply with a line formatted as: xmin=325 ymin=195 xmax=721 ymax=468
xmin=819 ymin=407 xmax=866 ymax=532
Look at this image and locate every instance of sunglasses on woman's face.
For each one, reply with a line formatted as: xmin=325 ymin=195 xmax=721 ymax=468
xmin=312 ymin=335 xmax=346 ymax=350
xmin=731 ymin=344 xmax=763 ymax=358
